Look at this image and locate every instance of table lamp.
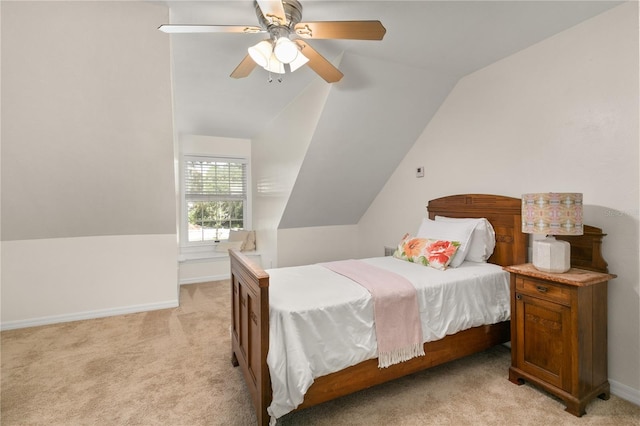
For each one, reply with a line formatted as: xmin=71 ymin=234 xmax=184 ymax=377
xmin=521 ymin=193 xmax=583 ymax=273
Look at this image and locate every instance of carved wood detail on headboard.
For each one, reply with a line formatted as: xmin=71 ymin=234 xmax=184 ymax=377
xmin=556 ymin=225 xmax=609 ymax=273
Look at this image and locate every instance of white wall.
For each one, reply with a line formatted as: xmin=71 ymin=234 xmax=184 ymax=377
xmin=252 ymin=77 xmax=333 ymax=268
xmin=2 ymin=1 xmax=176 ymax=240
xmin=358 ymin=2 xmax=639 ymax=402
xmin=1 ymin=235 xmax=178 ymax=329
xmin=180 ymin=134 xmax=251 ymax=158
xmin=178 ymin=252 xmax=263 ymax=284
xmin=1 ymin=2 xmax=178 ymax=329
xmin=277 ymin=225 xmax=359 ymax=268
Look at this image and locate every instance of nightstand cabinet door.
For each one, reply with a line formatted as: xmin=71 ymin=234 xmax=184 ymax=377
xmin=515 ymin=291 xmax=572 ymax=391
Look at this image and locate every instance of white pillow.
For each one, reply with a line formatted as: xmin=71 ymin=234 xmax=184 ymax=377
xmin=435 ymin=216 xmax=496 ymax=263
xmin=229 ymin=230 xmax=256 ymax=251
xmin=214 ymin=240 xmax=244 ymax=252
xmin=416 ymin=219 xmax=476 ymax=268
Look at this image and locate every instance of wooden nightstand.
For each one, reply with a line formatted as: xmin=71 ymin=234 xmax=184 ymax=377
xmin=504 ymin=263 xmax=616 ymax=417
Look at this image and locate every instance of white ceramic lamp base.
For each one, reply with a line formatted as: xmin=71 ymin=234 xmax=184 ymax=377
xmin=532 ymin=236 xmax=571 ymax=273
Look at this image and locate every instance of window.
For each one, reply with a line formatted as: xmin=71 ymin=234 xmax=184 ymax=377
xmin=182 ymin=155 xmax=249 ymax=246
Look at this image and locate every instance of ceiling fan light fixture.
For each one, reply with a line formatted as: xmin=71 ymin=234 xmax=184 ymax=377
xmin=288 ymin=49 xmax=309 ymax=72
xmin=248 ymin=40 xmax=273 ymax=68
xmin=273 ymin=36 xmax=299 ymax=64
xmin=264 ymin=54 xmax=285 ymax=74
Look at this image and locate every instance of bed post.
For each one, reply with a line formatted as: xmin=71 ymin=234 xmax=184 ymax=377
xmin=229 ymin=249 xmax=271 ymax=426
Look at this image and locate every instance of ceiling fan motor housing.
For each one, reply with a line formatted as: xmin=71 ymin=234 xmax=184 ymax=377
xmin=255 ymin=0 xmax=303 ymax=30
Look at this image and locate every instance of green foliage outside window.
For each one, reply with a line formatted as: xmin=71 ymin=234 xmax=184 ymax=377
xmin=188 ymin=200 xmax=244 ymax=242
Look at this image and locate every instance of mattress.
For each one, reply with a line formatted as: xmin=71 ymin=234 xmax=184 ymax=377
xmin=265 ymin=256 xmax=511 ymax=419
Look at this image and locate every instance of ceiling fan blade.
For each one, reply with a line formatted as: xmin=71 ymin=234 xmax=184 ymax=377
xmin=294 ymin=40 xmax=343 ymax=83
xmin=256 ymin=0 xmax=287 ymax=25
xmin=230 ymin=55 xmax=258 ymax=79
xmin=294 ymin=21 xmax=386 ymax=40
xmin=158 ymin=24 xmax=264 ymax=34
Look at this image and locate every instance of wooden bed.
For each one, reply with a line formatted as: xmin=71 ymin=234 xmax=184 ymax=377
xmin=230 ymin=194 xmax=530 ymax=425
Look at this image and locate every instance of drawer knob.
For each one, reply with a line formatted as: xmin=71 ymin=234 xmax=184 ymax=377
xmin=516 ymin=294 xmax=522 ymax=300
xmin=536 ymin=285 xmax=548 ymax=293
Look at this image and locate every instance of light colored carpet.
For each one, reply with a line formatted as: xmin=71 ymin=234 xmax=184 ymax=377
xmin=2 ymin=281 xmax=638 ymax=425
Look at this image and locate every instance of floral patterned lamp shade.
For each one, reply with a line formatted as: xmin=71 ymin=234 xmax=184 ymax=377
xmin=522 ymin=193 xmax=583 ymax=273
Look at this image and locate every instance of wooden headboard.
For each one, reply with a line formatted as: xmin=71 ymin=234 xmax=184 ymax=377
xmin=556 ymin=225 xmax=609 ymax=273
xmin=427 ymin=194 xmax=610 ymax=273
xmin=427 ymin=194 xmax=527 ymax=267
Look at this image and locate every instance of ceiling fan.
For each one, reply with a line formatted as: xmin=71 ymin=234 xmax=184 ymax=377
xmin=158 ymin=0 xmax=386 ymax=83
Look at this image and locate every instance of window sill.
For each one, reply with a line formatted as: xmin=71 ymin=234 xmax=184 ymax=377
xmin=178 ymin=250 xmax=259 ymax=263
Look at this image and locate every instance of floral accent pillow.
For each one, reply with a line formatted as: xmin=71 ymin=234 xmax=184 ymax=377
xmin=393 ymin=233 xmax=460 ymax=270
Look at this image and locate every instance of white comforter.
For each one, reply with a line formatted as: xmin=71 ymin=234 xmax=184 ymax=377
xmin=265 ymin=256 xmax=510 ymax=420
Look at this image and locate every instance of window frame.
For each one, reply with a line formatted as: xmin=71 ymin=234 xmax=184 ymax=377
xmin=179 ymin=154 xmax=251 ymax=252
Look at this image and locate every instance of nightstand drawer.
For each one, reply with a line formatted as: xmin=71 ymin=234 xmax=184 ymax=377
xmin=516 ymin=277 xmax=571 ymax=305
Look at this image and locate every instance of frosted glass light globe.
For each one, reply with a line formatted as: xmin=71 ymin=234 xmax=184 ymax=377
xmin=273 ymin=37 xmax=298 ymax=64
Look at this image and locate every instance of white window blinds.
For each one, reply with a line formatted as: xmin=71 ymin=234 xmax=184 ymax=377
xmin=184 ymin=157 xmax=247 ymax=202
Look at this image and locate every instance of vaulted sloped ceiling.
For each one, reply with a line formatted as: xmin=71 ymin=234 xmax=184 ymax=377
xmin=166 ymin=1 xmax=621 ymax=229
xmin=279 ymin=52 xmax=456 ymax=228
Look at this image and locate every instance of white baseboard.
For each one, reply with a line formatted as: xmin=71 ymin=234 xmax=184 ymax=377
xmin=610 ymin=379 xmax=640 ymax=406
xmin=180 ymin=274 xmax=229 ymax=285
xmin=0 ymin=299 xmax=179 ymax=331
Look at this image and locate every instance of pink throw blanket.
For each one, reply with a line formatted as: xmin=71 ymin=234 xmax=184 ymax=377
xmin=321 ymin=260 xmax=425 ymax=368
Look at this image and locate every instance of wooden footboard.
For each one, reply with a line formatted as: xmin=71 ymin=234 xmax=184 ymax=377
xmin=230 ymin=249 xmax=271 ymax=426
